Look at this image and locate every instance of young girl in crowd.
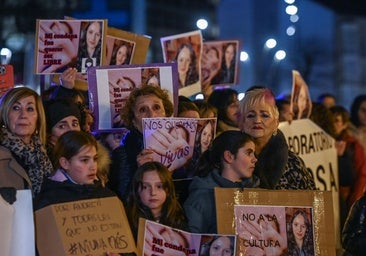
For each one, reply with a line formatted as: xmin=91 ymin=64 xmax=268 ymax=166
xmin=34 ymin=130 xmax=116 ymax=209
xmin=184 ymin=130 xmax=259 ymax=233
xmin=126 ymin=161 xmax=188 ymax=240
xmin=34 ymin=130 xmax=129 ymax=256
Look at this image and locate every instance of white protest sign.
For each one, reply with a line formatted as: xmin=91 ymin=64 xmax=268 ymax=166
xmin=279 ymin=118 xmax=341 ymax=248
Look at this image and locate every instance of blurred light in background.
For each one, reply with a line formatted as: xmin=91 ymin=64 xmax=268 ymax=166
xmin=196 ymin=18 xmax=208 ymax=30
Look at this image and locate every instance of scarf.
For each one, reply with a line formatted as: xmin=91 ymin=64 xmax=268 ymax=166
xmin=0 ymin=127 xmax=53 ymax=194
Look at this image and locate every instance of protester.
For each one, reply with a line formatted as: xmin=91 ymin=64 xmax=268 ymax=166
xmin=108 ymin=85 xmax=174 ymax=201
xmin=177 ymin=96 xmax=200 ymax=118
xmin=330 ymin=105 xmax=366 ymax=224
xmin=34 ymin=130 xmax=122 ymax=256
xmin=44 ymin=98 xmax=81 ymax=166
xmin=126 ymin=161 xmax=188 ymax=240
xmin=184 ymin=130 xmax=259 ymax=233
xmin=0 ymin=87 xmax=53 ymax=196
xmin=238 ymin=87 xmax=316 ymax=189
xmin=207 ymin=88 xmax=240 ymax=136
xmin=342 ymin=190 xmax=366 ymax=255
xmin=193 ymin=100 xmax=217 ymax=118
xmin=349 ymin=94 xmax=366 ymax=151
xmin=317 ymin=93 xmax=336 ymax=109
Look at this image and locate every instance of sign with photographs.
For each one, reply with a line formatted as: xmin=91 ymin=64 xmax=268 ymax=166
xmin=137 ymin=219 xmax=237 ymax=256
xmin=105 ymin=27 xmax=151 ymax=65
xmin=201 ymin=40 xmax=240 ymax=87
xmin=216 ymin=188 xmax=336 ymax=255
xmin=87 ymin=63 xmax=178 ymax=131
xmin=290 ymin=70 xmax=312 ymax=120
xmin=161 ymin=30 xmax=203 ymax=97
xmin=35 ymin=19 xmax=107 ymax=74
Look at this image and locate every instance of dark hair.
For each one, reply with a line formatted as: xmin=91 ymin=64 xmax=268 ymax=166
xmin=287 ymin=209 xmax=314 ymax=255
xmin=174 ymin=43 xmax=199 ymax=87
xmin=201 ymin=235 xmax=235 ymax=256
xmin=350 ymin=94 xmax=366 ymax=127
xmin=194 ymin=119 xmax=215 ymax=152
xmin=120 ymin=85 xmax=174 ymax=129
xmin=127 ymin=162 xmax=187 ymax=239
xmin=53 ymin=130 xmax=97 ymax=169
xmin=193 ymin=100 xmax=218 ymax=118
xmin=208 ymin=88 xmax=238 ymax=126
xmin=317 ymin=93 xmax=335 ymax=103
xmin=309 ymin=102 xmax=336 ymax=138
xmin=195 ymin=130 xmax=253 ymax=177
xmin=77 ymin=21 xmax=103 ymax=71
xmin=110 ymin=43 xmax=131 ymax=65
xmin=178 ymin=100 xmax=199 ymax=117
xmin=329 ymin=105 xmax=350 ymax=124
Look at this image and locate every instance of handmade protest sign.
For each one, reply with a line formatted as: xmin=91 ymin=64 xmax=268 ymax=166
xmin=216 ymin=188 xmax=336 ymax=256
xmin=105 ymin=27 xmax=151 ymax=65
xmin=35 ymin=196 xmax=136 ymax=256
xmin=279 ymin=118 xmax=341 ymax=248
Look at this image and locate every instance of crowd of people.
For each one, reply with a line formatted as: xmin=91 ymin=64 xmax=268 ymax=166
xmin=1 ymin=63 xmax=366 ymax=255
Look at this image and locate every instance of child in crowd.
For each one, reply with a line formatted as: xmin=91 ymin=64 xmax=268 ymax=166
xmin=34 ymin=130 xmax=127 ymax=255
xmin=184 ymin=130 xmax=259 ymax=233
xmin=34 ymin=130 xmax=116 ymax=209
xmin=126 ymin=161 xmax=188 ymax=240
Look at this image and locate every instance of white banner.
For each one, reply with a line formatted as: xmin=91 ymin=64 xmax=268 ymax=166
xmin=279 ymin=118 xmax=340 ymax=248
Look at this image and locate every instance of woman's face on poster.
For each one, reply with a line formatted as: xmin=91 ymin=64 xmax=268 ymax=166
xmin=292 ymin=214 xmax=307 ymax=241
xmin=86 ymin=22 xmax=101 ymax=49
xmin=177 ymin=46 xmax=191 ymax=75
xmin=116 ymin=45 xmax=128 ymax=65
xmin=147 ymin=75 xmax=159 ymax=86
xmin=200 ymin=122 xmax=213 ymax=152
xmin=297 ymin=85 xmax=307 ymax=112
xmin=201 ymin=46 xmax=220 ymax=84
xmin=209 ymin=236 xmax=232 ymax=256
xmin=225 ymin=44 xmax=235 ymax=64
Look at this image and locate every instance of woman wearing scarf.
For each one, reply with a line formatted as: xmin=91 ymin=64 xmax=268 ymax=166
xmin=0 ymin=87 xmax=53 ymax=197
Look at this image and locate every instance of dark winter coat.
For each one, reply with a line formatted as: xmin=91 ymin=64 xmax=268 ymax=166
xmin=184 ymin=168 xmax=260 ymax=233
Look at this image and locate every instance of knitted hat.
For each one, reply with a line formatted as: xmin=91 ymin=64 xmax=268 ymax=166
xmin=44 ymin=99 xmax=81 ymax=132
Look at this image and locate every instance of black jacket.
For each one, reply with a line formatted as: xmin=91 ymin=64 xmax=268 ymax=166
xmin=342 ymin=192 xmax=366 ymax=255
xmin=34 ymin=178 xmax=116 ymax=211
xmin=108 ymin=128 xmax=143 ymax=201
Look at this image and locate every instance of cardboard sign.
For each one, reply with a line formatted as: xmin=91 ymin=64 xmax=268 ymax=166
xmin=106 ymin=27 xmax=151 ymax=65
xmin=35 ymin=19 xmax=108 ymax=74
xmin=216 ymin=188 xmax=336 ymax=256
xmin=279 ymin=118 xmax=341 ymax=248
xmin=160 ymin=30 xmax=203 ymax=97
xmin=35 ymin=196 xmax=136 ymax=256
xmin=87 ymin=63 xmax=179 ymax=132
xmin=137 ymin=218 xmax=237 ymax=256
